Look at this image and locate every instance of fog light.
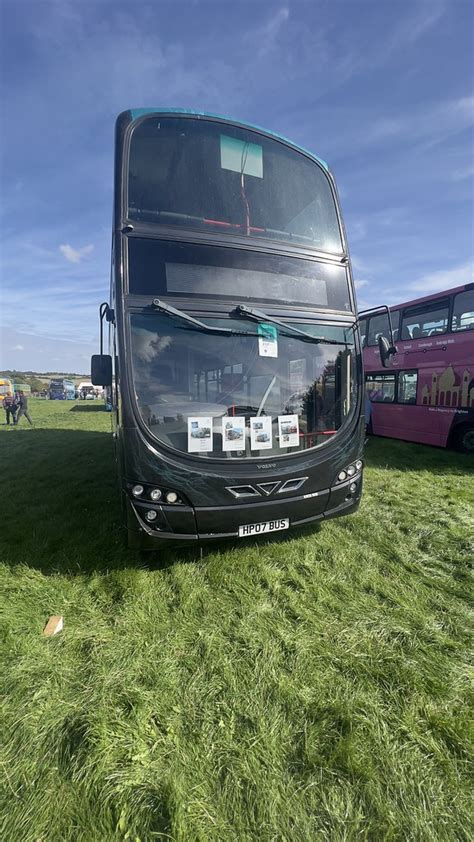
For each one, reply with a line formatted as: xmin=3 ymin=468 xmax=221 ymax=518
xmin=145 ymin=510 xmax=157 ymax=522
xmin=150 ymin=488 xmax=162 ymax=501
xmin=356 ymin=460 xmax=363 ymax=471
xmin=347 ymin=465 xmax=356 ymax=477
xmin=166 ymin=491 xmax=178 ymax=504
xmin=338 ymin=471 xmax=347 ymax=482
xmin=132 ymin=484 xmax=144 ymax=497
xmin=350 ymin=482 xmax=357 ymax=493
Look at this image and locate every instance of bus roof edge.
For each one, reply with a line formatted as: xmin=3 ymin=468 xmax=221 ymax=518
xmin=128 ymin=108 xmax=330 ymax=171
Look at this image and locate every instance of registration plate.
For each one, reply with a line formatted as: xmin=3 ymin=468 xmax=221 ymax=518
xmin=238 ymin=518 xmax=289 ymax=537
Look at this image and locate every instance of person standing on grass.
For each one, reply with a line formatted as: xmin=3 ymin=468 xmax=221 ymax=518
xmin=3 ymin=393 xmax=16 ymax=425
xmin=15 ymin=391 xmax=33 ymax=426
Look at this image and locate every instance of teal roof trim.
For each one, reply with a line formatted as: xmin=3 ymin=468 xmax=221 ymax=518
xmin=129 ymin=107 xmax=329 ymax=171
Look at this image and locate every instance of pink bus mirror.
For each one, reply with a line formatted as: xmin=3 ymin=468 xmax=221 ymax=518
xmin=378 ymin=335 xmax=397 ymax=368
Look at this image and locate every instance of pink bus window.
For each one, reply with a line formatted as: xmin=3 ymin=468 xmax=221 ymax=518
xmin=401 ymin=299 xmax=449 ymax=340
xmin=366 ymin=373 xmax=395 ymax=402
xmin=398 ymin=371 xmax=418 ymax=404
xmin=452 ymin=290 xmax=474 ymax=332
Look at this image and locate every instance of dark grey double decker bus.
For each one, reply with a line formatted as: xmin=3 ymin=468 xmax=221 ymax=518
xmin=92 ymin=109 xmax=365 ymax=550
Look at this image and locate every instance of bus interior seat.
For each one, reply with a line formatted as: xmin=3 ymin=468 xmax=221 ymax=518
xmin=411 ymin=326 xmax=423 ymax=338
xmin=429 ymin=328 xmax=444 ymax=335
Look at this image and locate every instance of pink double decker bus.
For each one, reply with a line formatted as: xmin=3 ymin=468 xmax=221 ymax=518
xmin=360 ymin=284 xmax=474 ymax=453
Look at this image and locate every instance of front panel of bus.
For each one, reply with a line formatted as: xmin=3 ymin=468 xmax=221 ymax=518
xmin=112 ymin=111 xmax=364 ymax=547
xmin=49 ymin=379 xmax=75 ymax=400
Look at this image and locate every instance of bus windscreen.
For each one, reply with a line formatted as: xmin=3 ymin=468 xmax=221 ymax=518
xmin=127 ymin=117 xmax=343 ymax=253
xmin=129 ymin=313 xmax=355 ymax=459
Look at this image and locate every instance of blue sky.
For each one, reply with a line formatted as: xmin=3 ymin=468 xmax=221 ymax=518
xmin=1 ymin=0 xmax=473 ymax=373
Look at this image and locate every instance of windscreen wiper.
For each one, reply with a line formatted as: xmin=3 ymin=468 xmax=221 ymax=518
xmin=235 ymin=304 xmax=351 ymax=346
xmin=152 ymin=298 xmax=253 ymax=337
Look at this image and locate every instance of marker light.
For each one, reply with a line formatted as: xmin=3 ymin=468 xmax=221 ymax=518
xmin=338 ymin=471 xmax=347 ymax=482
xmin=350 ymin=482 xmax=357 ymax=493
xmin=145 ymin=510 xmax=158 ymax=522
xmin=347 ymin=465 xmax=356 ymax=477
xmin=356 ymin=460 xmax=363 ymax=471
xmin=132 ymin=484 xmax=144 ymax=497
xmin=150 ymin=488 xmax=162 ymax=501
xmin=166 ymin=491 xmax=179 ymax=504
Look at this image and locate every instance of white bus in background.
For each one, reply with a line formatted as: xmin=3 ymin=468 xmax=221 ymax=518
xmin=77 ymin=381 xmax=104 ymax=400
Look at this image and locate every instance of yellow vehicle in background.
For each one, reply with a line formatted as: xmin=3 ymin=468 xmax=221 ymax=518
xmin=0 ymin=378 xmax=14 ymax=405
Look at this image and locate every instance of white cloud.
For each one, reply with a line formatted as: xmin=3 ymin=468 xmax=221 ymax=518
xmin=254 ymin=7 xmax=290 ymax=58
xmin=362 ymin=96 xmax=474 ymax=150
xmin=59 ymin=243 xmax=94 ymax=263
xmin=355 ymin=280 xmax=369 ymax=290
xmin=451 ymin=165 xmax=474 ymax=181
xmin=350 ymin=254 xmax=368 ymax=273
xmin=408 ymin=261 xmax=474 ymax=293
xmin=389 ymin=0 xmax=445 ymax=49
xmin=0 ymin=327 xmax=95 ymax=373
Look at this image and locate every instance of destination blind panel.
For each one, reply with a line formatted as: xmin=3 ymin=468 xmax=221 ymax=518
xmin=127 ymin=239 xmax=351 ymax=311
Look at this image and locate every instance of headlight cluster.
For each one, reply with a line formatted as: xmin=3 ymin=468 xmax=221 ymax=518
xmin=336 ymin=460 xmax=363 ymax=484
xmin=131 ymin=484 xmax=183 ymax=505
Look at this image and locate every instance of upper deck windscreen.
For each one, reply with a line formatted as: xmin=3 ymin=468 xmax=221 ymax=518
xmin=127 ymin=116 xmax=343 ymax=253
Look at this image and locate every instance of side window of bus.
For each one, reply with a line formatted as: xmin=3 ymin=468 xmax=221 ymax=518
xmin=367 ymin=314 xmax=390 ymax=346
xmin=401 ymin=300 xmax=449 ymax=340
xmin=359 ymin=318 xmax=367 ymax=348
xmin=452 ymin=290 xmax=474 ymax=332
xmin=366 ymin=373 xmax=395 ymax=402
xmin=398 ymin=370 xmax=418 ymax=404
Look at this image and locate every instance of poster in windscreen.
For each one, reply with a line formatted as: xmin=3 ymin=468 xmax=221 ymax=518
xmin=222 ymin=417 xmax=246 ymax=452
xmin=188 ymin=417 xmax=213 ymax=452
xmin=250 ymin=416 xmax=272 ymax=449
xmin=278 ymin=414 xmax=300 ymax=448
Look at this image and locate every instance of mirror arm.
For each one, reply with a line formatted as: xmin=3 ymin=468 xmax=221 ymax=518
xmin=98 ymin=302 xmax=114 ymax=355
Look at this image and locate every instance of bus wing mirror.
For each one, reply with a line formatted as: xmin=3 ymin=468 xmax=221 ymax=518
xmin=378 ymin=335 xmax=397 ymax=368
xmin=91 ymin=354 xmax=112 ymax=386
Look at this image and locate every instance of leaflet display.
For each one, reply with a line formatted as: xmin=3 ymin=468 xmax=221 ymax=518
xmin=188 ymin=417 xmax=213 ymax=452
xmin=250 ymin=416 xmax=273 ymax=450
xmin=187 ymin=412 xmax=301 ymax=454
xmin=222 ymin=417 xmax=246 ymax=451
xmin=278 ymin=414 xmax=300 ymax=448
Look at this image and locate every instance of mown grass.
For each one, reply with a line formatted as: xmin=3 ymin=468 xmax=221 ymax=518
xmin=0 ymin=400 xmax=473 ymax=841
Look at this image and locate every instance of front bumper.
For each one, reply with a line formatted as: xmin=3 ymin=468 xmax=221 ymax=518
xmin=125 ymin=471 xmax=363 ymax=549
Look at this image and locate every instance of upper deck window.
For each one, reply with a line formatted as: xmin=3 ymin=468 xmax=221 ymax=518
xmin=452 ymin=289 xmax=474 ymax=332
xmin=400 ymin=299 xmax=449 ymax=340
xmin=127 ymin=116 xmax=343 ymax=253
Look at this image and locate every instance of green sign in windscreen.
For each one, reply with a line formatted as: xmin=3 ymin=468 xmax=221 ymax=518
xmin=220 ymin=134 xmax=263 ymax=178
xmin=127 ymin=116 xmax=343 ymax=252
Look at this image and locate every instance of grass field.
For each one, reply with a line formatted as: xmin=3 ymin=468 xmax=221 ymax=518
xmin=0 ymin=399 xmax=473 ymax=841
